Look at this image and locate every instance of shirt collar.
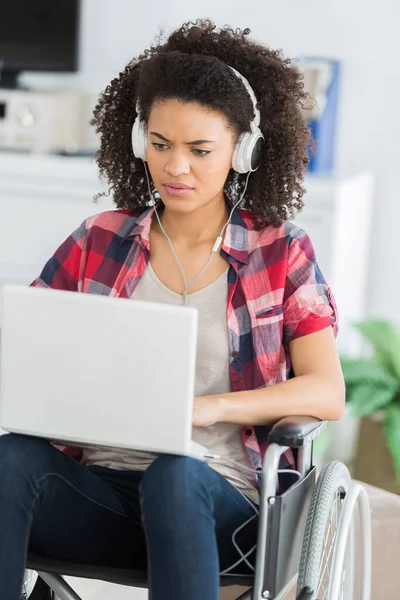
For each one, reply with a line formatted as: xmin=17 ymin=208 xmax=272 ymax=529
xmin=121 ymin=206 xmax=153 ymax=250
xmin=123 ymin=199 xmax=250 ymax=264
xmin=221 ymin=204 xmax=249 ymax=265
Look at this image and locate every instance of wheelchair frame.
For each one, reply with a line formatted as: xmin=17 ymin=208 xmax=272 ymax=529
xmin=26 ymin=416 xmax=372 ymax=600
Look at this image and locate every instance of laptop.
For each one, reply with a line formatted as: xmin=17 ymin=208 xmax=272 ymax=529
xmin=0 ymin=284 xmax=207 ymax=458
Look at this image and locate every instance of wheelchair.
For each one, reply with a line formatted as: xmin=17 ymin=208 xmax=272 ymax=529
xmin=22 ymin=416 xmax=372 ymax=600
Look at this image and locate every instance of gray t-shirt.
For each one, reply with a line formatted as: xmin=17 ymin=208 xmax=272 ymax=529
xmin=81 ymin=263 xmax=259 ymax=503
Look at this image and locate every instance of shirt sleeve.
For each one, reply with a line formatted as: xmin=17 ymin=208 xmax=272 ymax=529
xmin=30 ymin=220 xmax=87 ymax=291
xmin=282 ymin=229 xmax=338 ymax=346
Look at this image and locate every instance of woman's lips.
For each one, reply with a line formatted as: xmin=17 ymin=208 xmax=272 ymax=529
xmin=163 ymin=184 xmax=194 ymax=196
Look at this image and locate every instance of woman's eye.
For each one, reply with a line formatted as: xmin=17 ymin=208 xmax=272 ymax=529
xmin=151 ymin=143 xmax=210 ymax=157
xmin=192 ymin=149 xmax=211 ymax=157
xmin=151 ymin=143 xmax=169 ymax=151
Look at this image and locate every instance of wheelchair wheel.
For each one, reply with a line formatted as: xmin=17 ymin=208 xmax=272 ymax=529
xmin=297 ymin=461 xmax=353 ymax=600
xmin=22 ymin=571 xmax=51 ymax=599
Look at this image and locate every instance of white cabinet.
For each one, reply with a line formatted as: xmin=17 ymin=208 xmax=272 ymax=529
xmin=0 ymin=153 xmax=114 ymax=285
xmin=0 ymin=153 xmax=374 ymax=351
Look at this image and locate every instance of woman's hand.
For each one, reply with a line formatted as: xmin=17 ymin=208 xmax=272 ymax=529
xmin=192 ymin=395 xmax=224 ymax=427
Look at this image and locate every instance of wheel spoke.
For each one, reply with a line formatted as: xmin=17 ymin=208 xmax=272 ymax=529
xmin=316 ymin=490 xmax=346 ymax=599
xmin=297 ymin=464 xmax=353 ymax=600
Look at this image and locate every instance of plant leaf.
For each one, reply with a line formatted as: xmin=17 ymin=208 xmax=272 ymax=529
xmin=346 ymin=382 xmax=397 ymax=416
xmin=383 ymin=404 xmax=400 ymax=479
xmin=354 ymin=320 xmax=400 ymax=380
xmin=340 ymin=356 xmax=398 ymax=388
xmin=313 ymin=424 xmax=332 ymax=458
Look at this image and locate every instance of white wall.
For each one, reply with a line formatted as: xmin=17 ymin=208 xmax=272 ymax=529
xmin=22 ymin=0 xmax=400 ymax=323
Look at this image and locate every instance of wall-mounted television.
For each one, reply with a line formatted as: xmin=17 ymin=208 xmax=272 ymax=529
xmin=0 ymin=0 xmax=80 ymax=88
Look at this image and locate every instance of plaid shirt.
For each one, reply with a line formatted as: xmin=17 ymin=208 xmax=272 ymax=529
xmin=32 ymin=204 xmax=338 ymax=476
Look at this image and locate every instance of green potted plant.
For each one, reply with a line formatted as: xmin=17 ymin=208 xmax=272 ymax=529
xmin=340 ymin=320 xmax=400 ymax=493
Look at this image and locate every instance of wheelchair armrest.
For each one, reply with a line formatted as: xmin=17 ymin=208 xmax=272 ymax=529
xmin=269 ymin=416 xmax=327 ymax=448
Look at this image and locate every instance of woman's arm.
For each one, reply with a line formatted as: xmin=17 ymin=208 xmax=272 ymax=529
xmin=30 ymin=220 xmax=87 ymax=290
xmin=192 ymin=326 xmax=345 ymax=427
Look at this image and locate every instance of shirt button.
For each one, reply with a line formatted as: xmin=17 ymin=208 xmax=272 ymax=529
xmin=245 ymin=429 xmax=252 ymax=436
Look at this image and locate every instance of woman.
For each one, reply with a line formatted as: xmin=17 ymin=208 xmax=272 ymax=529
xmin=0 ymin=20 xmax=345 ymax=600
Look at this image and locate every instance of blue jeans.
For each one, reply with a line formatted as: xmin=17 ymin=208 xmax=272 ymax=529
xmin=0 ymin=434 xmax=258 ymax=600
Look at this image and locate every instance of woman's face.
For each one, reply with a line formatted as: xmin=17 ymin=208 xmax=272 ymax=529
xmin=146 ymin=99 xmax=236 ymax=215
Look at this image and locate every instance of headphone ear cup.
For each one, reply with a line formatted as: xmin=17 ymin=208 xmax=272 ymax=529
xmin=232 ymin=132 xmax=250 ymax=174
xmin=131 ymin=116 xmax=148 ymax=161
xmin=232 ymin=130 xmax=264 ymax=173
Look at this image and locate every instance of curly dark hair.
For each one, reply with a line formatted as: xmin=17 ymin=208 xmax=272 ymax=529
xmin=91 ymin=19 xmax=312 ymax=227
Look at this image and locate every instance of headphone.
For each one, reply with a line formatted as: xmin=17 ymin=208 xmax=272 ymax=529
xmin=131 ymin=65 xmax=264 ymax=174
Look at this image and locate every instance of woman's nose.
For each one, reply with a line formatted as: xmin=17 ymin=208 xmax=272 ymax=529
xmin=164 ymin=151 xmax=190 ymax=177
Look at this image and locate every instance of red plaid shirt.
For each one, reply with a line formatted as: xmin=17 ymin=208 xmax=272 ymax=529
xmin=32 ymin=204 xmax=338 ymax=476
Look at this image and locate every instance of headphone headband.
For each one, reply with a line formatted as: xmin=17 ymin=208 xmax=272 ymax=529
xmin=228 ymin=66 xmax=261 ymax=129
xmin=132 ymin=63 xmax=264 ymax=173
